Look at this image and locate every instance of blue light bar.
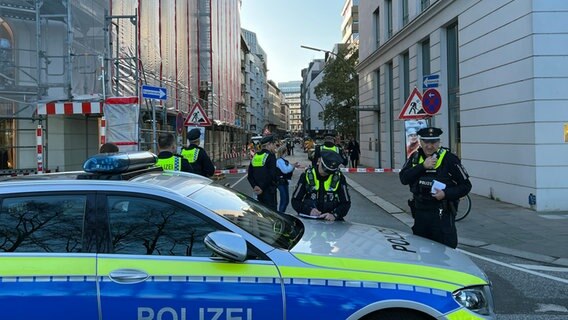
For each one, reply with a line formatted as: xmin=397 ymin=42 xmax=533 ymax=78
xmin=83 ymin=151 xmax=158 ymax=173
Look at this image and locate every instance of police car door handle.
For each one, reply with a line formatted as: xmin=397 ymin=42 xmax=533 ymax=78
xmin=108 ymin=269 xmax=149 ymax=284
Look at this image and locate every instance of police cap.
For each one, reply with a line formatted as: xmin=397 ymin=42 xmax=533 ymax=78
xmin=187 ymin=128 xmax=201 ymax=141
xmin=320 ymin=151 xmax=342 ymax=173
xmin=417 ymin=127 xmax=443 ymax=140
xmin=260 ymin=134 xmax=275 ymax=145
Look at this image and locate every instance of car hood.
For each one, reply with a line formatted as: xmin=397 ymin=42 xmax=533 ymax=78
xmin=289 ymin=219 xmax=488 ymax=288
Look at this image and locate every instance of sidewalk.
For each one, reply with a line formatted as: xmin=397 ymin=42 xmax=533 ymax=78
xmin=281 ymin=148 xmax=568 ymax=267
xmin=344 ymin=171 xmax=568 ymax=267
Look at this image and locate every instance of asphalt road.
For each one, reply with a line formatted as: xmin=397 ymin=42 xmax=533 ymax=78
xmin=216 ymin=171 xmax=568 ymax=319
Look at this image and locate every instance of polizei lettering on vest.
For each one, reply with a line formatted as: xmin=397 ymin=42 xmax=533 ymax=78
xmin=378 ymin=228 xmax=416 ymax=253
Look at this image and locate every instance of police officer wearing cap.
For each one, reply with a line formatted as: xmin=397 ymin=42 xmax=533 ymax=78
xmin=156 ymin=133 xmax=193 ymax=172
xmin=399 ymin=127 xmax=471 ymax=248
xmin=292 ymin=151 xmax=351 ymax=221
xmin=181 ymin=128 xmax=215 ymax=177
xmin=247 ymin=135 xmax=278 ymax=210
xmin=311 ymin=133 xmax=349 ymax=168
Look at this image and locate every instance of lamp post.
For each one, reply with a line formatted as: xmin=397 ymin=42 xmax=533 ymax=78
xmin=309 ymin=99 xmax=327 ymax=133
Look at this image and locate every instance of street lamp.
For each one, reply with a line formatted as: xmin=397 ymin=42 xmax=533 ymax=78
xmin=309 ymin=98 xmax=328 ymax=132
xmin=300 ymin=45 xmax=338 ymax=59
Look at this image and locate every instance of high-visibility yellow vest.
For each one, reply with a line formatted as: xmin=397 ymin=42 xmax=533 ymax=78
xmin=321 ymin=145 xmax=339 ymax=154
xmin=156 ymin=156 xmax=181 ymax=171
xmin=413 ymin=148 xmax=447 ymax=169
xmin=181 ymin=148 xmax=200 ymax=164
xmin=252 ymin=152 xmax=269 ymax=167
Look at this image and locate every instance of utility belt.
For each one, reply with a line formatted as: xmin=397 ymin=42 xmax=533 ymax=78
xmin=409 ymin=197 xmax=456 ymax=215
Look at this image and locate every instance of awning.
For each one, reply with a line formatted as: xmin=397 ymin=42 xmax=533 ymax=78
xmin=37 ymin=101 xmax=103 ymax=115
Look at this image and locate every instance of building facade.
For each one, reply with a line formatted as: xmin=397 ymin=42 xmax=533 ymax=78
xmin=341 ymin=0 xmax=360 ymax=45
xmin=0 ymin=0 xmax=243 ymax=173
xmin=279 ymin=81 xmax=302 ymax=135
xmin=242 ymin=28 xmax=268 ymax=136
xmin=301 ymin=59 xmax=332 ymax=138
xmin=357 ymin=0 xmax=568 ymax=211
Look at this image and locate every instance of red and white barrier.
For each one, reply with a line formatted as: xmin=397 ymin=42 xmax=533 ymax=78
xmin=100 ymin=116 xmax=106 ymax=145
xmin=36 ymin=125 xmax=43 ymax=174
xmin=213 ymin=167 xmax=401 ymax=175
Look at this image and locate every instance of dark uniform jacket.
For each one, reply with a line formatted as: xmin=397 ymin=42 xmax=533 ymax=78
xmin=181 ymin=144 xmax=215 ymax=177
xmin=312 ymin=142 xmax=349 ymax=167
xmin=247 ymin=149 xmax=277 ymax=193
xmin=156 ymin=151 xmax=193 ymax=173
xmin=399 ymin=147 xmax=471 ymax=208
xmin=291 ymin=167 xmax=351 ymax=220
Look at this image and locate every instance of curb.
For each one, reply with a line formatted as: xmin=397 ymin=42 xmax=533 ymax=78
xmin=345 ymin=176 xmax=568 ymax=268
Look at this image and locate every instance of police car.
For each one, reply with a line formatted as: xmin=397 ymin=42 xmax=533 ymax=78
xmin=0 ymin=151 xmax=494 ymax=319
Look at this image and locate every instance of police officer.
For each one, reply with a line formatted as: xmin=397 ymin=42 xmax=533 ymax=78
xmin=399 ymin=127 xmax=471 ymax=248
xmin=156 ymin=133 xmax=193 ymax=172
xmin=292 ymin=151 xmax=351 ymax=221
xmin=181 ymin=128 xmax=215 ymax=177
xmin=247 ymin=135 xmax=278 ymax=210
xmin=312 ymin=133 xmax=348 ymax=167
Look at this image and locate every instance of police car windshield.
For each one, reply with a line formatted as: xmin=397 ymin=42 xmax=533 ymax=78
xmin=189 ymin=184 xmax=303 ymax=250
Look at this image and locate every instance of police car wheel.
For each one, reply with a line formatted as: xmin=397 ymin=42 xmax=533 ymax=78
xmin=361 ymin=308 xmax=430 ymax=320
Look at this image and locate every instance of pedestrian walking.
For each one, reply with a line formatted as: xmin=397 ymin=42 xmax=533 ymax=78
xmin=276 ymin=146 xmax=299 ymax=213
xmin=247 ymin=135 xmax=278 ymax=210
xmin=347 ymin=137 xmax=360 ymax=168
xmin=155 ymin=133 xmax=193 ymax=172
xmin=312 ymin=133 xmax=348 ymax=167
xmin=399 ymin=127 xmax=471 ymax=248
xmin=292 ymin=151 xmax=351 ymax=221
xmin=181 ymin=128 xmax=215 ymax=177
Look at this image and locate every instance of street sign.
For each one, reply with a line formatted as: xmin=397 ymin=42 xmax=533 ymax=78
xmin=141 ymin=85 xmax=167 ymax=100
xmin=184 ymin=102 xmax=211 ymax=126
xmin=422 ymin=73 xmax=440 ymax=89
xmin=422 ymin=88 xmax=442 ymax=115
xmin=398 ymin=88 xmax=427 ymax=119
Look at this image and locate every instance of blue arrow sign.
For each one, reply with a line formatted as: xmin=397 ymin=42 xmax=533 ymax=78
xmin=142 ymin=85 xmax=167 ymax=100
xmin=422 ymin=73 xmax=440 ymax=89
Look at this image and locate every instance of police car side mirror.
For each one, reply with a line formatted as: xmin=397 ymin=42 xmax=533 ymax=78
xmin=204 ymin=231 xmax=248 ymax=262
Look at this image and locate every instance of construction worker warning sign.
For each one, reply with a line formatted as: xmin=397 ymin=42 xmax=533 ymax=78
xmin=184 ymin=102 xmax=211 ymax=126
xmin=398 ymin=87 xmax=427 ymax=119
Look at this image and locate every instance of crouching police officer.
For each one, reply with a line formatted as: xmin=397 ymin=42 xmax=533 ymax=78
xmin=181 ymin=128 xmax=215 ymax=177
xmin=247 ymin=135 xmax=278 ymax=210
xmin=399 ymin=127 xmax=471 ymax=248
xmin=292 ymin=151 xmax=351 ymax=221
xmin=156 ymin=133 xmax=193 ymax=172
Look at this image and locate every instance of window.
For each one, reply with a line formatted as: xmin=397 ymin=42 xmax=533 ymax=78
xmin=373 ymin=7 xmax=380 ymax=48
xmin=107 ymin=195 xmax=218 ymax=256
xmin=402 ymin=0 xmax=409 ymax=26
xmin=386 ymin=62 xmax=394 ymax=167
xmin=422 ymin=38 xmax=431 ymax=76
xmin=446 ymin=22 xmax=461 ymax=156
xmin=386 ymin=0 xmax=393 ymax=38
xmin=0 ymin=195 xmax=87 ymax=252
xmin=421 ymin=0 xmax=431 ymax=12
xmin=402 ymin=52 xmax=410 ymax=101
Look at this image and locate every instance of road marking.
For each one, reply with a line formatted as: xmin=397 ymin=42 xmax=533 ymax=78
xmin=536 ymin=303 xmax=568 ymax=313
xmin=458 ymin=249 xmax=568 ymax=285
xmin=229 ymin=174 xmax=248 ymax=188
xmin=512 ymin=264 xmax=568 ymax=273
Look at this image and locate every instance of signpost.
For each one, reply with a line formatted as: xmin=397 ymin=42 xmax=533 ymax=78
xmin=422 ymin=88 xmax=442 ymax=115
xmin=422 ymin=73 xmax=440 ymax=89
xmin=184 ymin=102 xmax=212 ymax=126
xmin=398 ymin=88 xmax=426 ymax=119
xmin=141 ymin=85 xmax=167 ymax=100
xmin=141 ymin=84 xmax=168 ymax=153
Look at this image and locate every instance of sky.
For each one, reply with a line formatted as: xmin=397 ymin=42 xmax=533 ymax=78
xmin=240 ymin=0 xmax=345 ymax=84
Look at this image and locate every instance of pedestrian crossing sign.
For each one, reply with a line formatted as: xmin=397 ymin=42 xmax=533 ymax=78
xmin=184 ymin=102 xmax=211 ymax=126
xmin=398 ymin=87 xmax=427 ymax=119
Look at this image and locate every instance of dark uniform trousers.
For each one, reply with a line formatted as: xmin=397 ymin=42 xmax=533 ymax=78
xmin=413 ymin=199 xmax=457 ymax=249
xmin=258 ymin=187 xmax=277 ymax=211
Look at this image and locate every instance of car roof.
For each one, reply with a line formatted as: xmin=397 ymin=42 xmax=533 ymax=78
xmin=0 ymin=170 xmax=213 ymax=198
